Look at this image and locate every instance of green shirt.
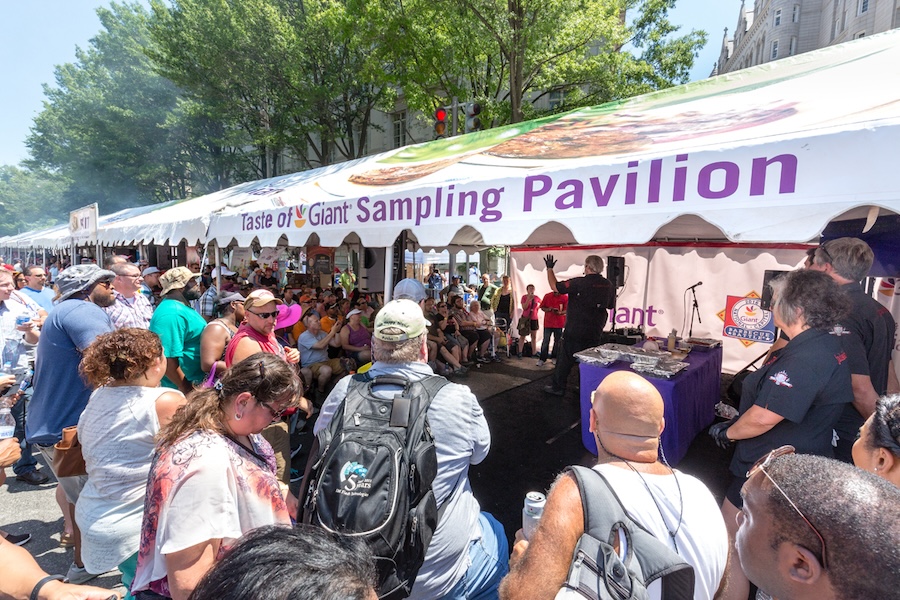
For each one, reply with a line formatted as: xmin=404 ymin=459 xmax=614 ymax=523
xmin=149 ymin=298 xmax=208 ymax=388
xmin=340 ymin=271 xmax=356 ymax=294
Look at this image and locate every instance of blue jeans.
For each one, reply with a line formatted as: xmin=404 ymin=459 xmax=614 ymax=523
xmin=539 ymin=328 xmax=562 ymax=361
xmin=11 ymin=390 xmax=37 ymax=475
xmin=438 ymin=512 xmax=509 ymax=600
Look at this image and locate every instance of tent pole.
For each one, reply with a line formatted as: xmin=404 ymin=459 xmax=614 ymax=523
xmin=214 ymin=241 xmax=221 ymax=290
xmin=642 ymin=247 xmax=655 ymax=334
xmin=383 ymin=245 xmax=394 ymax=302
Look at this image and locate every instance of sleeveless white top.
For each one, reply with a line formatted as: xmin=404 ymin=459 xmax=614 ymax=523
xmin=556 ymin=463 xmax=728 ymax=600
xmin=76 ymin=385 xmax=169 ymax=572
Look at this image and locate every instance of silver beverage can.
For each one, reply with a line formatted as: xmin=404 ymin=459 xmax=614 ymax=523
xmin=522 ymin=491 xmax=546 ymax=540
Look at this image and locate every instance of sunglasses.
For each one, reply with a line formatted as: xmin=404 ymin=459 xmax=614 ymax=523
xmin=816 ymin=243 xmax=835 ymax=266
xmin=747 ymin=445 xmax=828 ymax=569
xmin=258 ymin=399 xmax=287 ymax=420
xmin=249 ymin=310 xmax=279 ymax=320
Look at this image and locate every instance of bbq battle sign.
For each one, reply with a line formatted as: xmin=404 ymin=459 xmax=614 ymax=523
xmin=723 ymin=295 xmax=776 ymax=344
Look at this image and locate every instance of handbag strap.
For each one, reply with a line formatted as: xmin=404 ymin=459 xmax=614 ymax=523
xmin=203 ymin=362 xmax=218 ymax=388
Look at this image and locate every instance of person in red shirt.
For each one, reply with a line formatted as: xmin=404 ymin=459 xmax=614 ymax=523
xmin=517 ymin=285 xmax=541 ymax=359
xmin=537 ymin=289 xmax=567 ymax=366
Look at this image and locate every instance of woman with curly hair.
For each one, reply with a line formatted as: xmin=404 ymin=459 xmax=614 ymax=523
xmin=132 ymin=352 xmax=301 ymax=600
xmin=710 ymin=268 xmax=854 ymax=599
xmin=76 ymin=328 xmax=186 ymax=598
xmin=853 ymin=394 xmax=900 ymax=487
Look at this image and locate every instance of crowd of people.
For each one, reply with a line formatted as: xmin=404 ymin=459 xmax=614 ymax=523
xmin=0 ymin=240 xmax=899 ymax=600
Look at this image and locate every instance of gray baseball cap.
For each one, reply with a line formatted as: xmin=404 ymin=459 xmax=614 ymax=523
xmin=393 ymin=278 xmax=427 ymax=303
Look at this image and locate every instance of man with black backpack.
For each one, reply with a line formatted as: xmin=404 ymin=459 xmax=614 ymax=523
xmin=304 ymin=299 xmax=507 ymax=600
xmin=501 ymin=371 xmax=729 ymax=600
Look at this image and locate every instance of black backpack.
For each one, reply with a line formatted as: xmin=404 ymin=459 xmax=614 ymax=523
xmin=564 ymin=466 xmax=695 ymax=600
xmin=301 ymin=373 xmax=449 ymax=599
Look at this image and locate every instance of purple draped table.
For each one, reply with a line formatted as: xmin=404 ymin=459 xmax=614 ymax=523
xmin=579 ymin=346 xmax=723 ymax=465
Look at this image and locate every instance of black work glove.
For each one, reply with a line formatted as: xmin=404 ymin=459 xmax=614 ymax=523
xmin=708 ymin=419 xmax=735 ymax=450
xmin=544 ymin=254 xmax=557 ymax=269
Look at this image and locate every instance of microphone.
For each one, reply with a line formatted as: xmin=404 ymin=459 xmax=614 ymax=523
xmin=687 ymin=281 xmax=703 ymax=290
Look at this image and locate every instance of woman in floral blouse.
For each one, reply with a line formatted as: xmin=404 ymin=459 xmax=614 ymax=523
xmin=131 ymin=353 xmax=301 ymax=600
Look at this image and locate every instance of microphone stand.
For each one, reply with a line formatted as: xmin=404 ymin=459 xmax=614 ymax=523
xmin=688 ymin=286 xmax=701 ymax=338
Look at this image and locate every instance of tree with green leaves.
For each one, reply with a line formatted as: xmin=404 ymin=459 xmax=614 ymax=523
xmin=26 ymin=2 xmax=205 ymax=213
xmin=148 ymin=0 xmax=390 ymax=173
xmin=0 ymin=166 xmax=69 ymax=237
xmin=353 ymin=0 xmax=706 ymax=127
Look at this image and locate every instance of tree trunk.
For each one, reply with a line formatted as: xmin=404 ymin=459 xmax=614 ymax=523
xmin=507 ymin=0 xmax=525 ymax=123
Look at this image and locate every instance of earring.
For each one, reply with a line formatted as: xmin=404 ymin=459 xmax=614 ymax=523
xmin=235 ymin=412 xmax=243 ymax=421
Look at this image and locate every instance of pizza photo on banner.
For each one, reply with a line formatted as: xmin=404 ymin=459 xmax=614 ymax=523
xmin=722 ymin=295 xmax=776 ymax=346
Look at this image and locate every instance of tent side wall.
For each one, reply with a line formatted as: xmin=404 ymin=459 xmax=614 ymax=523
xmin=510 ymin=244 xmax=810 ymax=374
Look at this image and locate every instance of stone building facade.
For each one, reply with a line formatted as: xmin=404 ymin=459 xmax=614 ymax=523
xmin=715 ymin=0 xmax=900 ymax=74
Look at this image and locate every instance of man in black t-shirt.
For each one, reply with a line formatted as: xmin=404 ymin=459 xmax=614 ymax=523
xmin=809 ymin=237 xmax=899 ymax=462
xmin=258 ymin=267 xmax=279 ymax=290
xmin=543 ymin=254 xmax=615 ymax=396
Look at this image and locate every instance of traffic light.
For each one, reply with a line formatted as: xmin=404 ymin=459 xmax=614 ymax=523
xmin=434 ymin=107 xmax=448 ymax=139
xmin=464 ymin=102 xmax=483 ymax=133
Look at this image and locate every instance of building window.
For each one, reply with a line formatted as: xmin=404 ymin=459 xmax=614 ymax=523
xmin=792 ymin=5 xmax=800 ymax=22
xmin=392 ymin=111 xmax=407 ymax=149
xmin=854 ymin=31 xmax=866 ymax=39
xmin=774 ymin=8 xmax=782 ymax=26
xmin=790 ymin=37 xmax=797 ymax=55
xmin=771 ymin=40 xmax=779 ymax=60
xmin=859 ymin=0 xmax=869 ymax=14
xmin=549 ymin=90 xmax=564 ymax=110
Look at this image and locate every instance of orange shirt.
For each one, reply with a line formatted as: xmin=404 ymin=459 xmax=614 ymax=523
xmin=291 ymin=320 xmax=307 ymax=341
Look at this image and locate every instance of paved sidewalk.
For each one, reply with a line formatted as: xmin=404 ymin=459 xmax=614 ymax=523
xmin=0 ymin=455 xmax=124 ymax=593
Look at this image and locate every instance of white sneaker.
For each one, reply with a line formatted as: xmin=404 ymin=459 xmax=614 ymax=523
xmin=65 ymin=563 xmax=101 ymax=585
xmin=536 ymin=360 xmax=545 ymax=366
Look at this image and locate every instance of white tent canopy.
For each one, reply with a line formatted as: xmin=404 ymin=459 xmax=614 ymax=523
xmin=205 ymin=30 xmax=900 ymax=250
xmin=0 ymin=202 xmax=178 ymax=251
xmin=95 ymin=182 xmax=278 ymax=247
xmin=5 ymin=31 xmax=899 ymax=254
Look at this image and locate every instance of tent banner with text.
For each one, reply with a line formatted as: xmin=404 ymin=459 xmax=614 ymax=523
xmin=208 ymin=31 xmax=900 ymax=250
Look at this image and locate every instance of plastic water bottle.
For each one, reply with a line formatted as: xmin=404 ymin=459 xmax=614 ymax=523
xmin=522 ymin=491 xmax=546 ymax=540
xmin=0 ymin=407 xmax=14 ymax=440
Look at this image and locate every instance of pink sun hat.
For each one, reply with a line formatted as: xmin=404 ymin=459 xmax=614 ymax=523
xmin=276 ymin=303 xmax=303 ymax=329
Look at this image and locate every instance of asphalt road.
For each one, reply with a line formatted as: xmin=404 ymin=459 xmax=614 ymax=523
xmin=1 ymin=452 xmax=125 ymax=593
